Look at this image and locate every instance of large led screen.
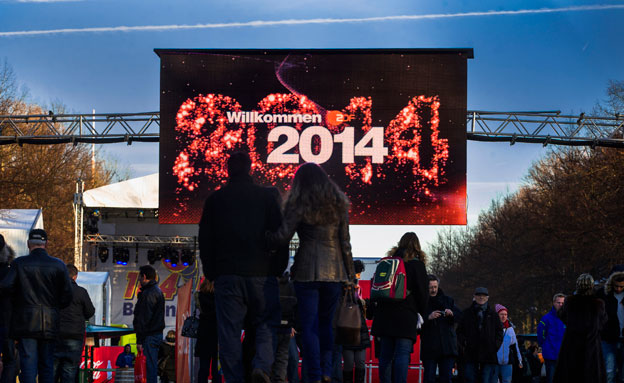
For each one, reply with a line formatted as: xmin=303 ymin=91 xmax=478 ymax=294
xmin=157 ymin=49 xmax=470 ymax=225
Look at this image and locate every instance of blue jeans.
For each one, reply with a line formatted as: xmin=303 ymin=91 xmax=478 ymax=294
xmin=464 ymin=362 xmax=497 ymax=383
xmin=141 ymin=334 xmax=161 ymax=383
xmin=602 ymin=341 xmax=624 ymax=383
xmin=495 ymin=364 xmax=513 ymax=383
xmin=53 ymin=338 xmax=84 ymax=383
xmin=422 ymin=357 xmax=454 ymax=383
xmin=332 ymin=344 xmax=343 ymax=382
xmin=17 ymin=338 xmax=55 ymax=383
xmin=481 ymin=363 xmax=498 ymax=383
xmin=215 ymin=275 xmax=280 ymax=383
xmin=294 ymin=281 xmax=342 ymax=383
xmin=544 ymin=359 xmax=557 ymax=383
xmin=378 ymin=337 xmax=413 ymax=383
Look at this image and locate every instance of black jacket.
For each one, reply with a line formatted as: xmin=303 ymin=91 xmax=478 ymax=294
xmin=0 ymin=248 xmax=73 ymax=340
xmin=0 ymin=262 xmax=11 ymax=329
xmin=59 ymin=279 xmax=96 ymax=339
xmin=370 ymin=259 xmax=429 ymax=342
xmin=420 ymin=289 xmax=461 ymax=359
xmin=596 ymin=271 xmax=624 ymax=343
xmin=199 ymin=174 xmax=287 ymax=281
xmin=195 ymin=291 xmax=218 ymax=358
xmin=133 ymin=280 xmax=165 ymax=343
xmin=457 ymin=302 xmax=503 ymax=364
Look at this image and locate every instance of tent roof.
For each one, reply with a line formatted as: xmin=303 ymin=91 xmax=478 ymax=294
xmin=0 ymin=209 xmax=42 ymax=230
xmin=83 ymin=173 xmax=158 ymax=209
xmin=77 ymin=271 xmax=110 ymax=285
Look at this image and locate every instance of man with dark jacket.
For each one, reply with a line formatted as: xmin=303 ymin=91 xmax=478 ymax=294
xmin=54 ymin=264 xmax=95 ymax=383
xmin=596 ymin=265 xmax=624 ymax=383
xmin=199 ymin=151 xmax=286 ymax=383
xmin=537 ymin=293 xmax=566 ymax=383
xmin=133 ymin=265 xmax=165 ymax=383
xmin=457 ymin=287 xmax=503 ymax=383
xmin=420 ymin=275 xmax=461 ymax=383
xmin=0 ymin=229 xmax=73 ymax=383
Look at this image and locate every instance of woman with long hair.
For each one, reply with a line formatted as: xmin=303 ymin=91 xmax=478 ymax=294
xmin=268 ymin=162 xmax=355 ymax=383
xmin=370 ymin=232 xmax=428 ymax=383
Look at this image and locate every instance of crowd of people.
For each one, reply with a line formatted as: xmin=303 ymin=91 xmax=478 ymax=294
xmin=0 ymin=150 xmax=622 ymax=383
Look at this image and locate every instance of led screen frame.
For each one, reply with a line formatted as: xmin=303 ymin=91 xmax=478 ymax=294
xmin=156 ymin=49 xmax=471 ymax=225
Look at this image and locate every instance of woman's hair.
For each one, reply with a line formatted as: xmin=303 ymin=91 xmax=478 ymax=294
xmin=283 ymin=163 xmax=350 ymax=225
xmin=387 ymin=232 xmax=426 ymax=264
xmin=576 ymin=273 xmax=594 ymax=295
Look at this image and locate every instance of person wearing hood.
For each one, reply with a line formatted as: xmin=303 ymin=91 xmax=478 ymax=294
xmin=536 ymin=293 xmax=566 ymax=383
xmin=420 ymin=274 xmax=460 ymax=383
xmin=158 ymin=330 xmax=176 ymax=383
xmin=116 ymin=345 xmax=135 ymax=368
xmin=492 ymin=304 xmax=522 ymax=383
xmin=0 ymin=234 xmax=17 ymax=383
xmin=554 ymin=273 xmax=607 ymax=383
xmin=456 ymin=287 xmax=503 ymax=383
xmin=596 ymin=265 xmax=624 ymax=383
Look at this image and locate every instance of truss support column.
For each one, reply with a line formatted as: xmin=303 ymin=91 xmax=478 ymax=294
xmin=73 ymin=179 xmax=84 ymax=270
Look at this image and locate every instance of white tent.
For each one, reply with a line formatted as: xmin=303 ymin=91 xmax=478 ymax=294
xmin=0 ymin=209 xmax=44 ymax=257
xmin=82 ymin=173 xmax=158 ymax=209
xmin=77 ymin=271 xmax=112 ymax=325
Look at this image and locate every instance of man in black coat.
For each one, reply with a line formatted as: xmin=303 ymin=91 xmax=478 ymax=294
xmin=199 ymin=151 xmax=286 ymax=383
xmin=0 ymin=229 xmax=73 ymax=383
xmin=420 ymin=275 xmax=461 ymax=383
xmin=54 ymin=264 xmax=95 ymax=383
xmin=133 ymin=265 xmax=165 ymax=383
xmin=456 ymin=287 xmax=503 ymax=383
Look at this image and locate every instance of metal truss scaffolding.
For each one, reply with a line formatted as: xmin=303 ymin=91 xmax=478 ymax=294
xmin=0 ymin=110 xmax=622 ymax=148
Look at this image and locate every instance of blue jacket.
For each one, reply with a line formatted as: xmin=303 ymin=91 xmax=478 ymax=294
xmin=537 ymin=307 xmax=566 ymax=361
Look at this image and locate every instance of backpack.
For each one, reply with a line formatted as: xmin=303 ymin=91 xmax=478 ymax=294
xmin=370 ymin=256 xmax=407 ymax=301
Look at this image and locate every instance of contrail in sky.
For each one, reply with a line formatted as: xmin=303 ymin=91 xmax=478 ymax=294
xmin=1 ymin=4 xmax=623 ymax=37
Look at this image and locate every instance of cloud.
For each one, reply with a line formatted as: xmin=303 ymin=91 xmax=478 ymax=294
xmin=1 ymin=4 xmax=623 ymax=37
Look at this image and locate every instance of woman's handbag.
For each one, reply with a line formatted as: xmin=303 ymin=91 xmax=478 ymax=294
xmin=335 ymin=288 xmax=362 ymax=346
xmin=181 ymin=309 xmax=200 ymax=338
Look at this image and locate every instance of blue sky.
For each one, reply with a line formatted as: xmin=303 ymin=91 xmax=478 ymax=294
xmin=1 ymin=0 xmax=623 ymax=257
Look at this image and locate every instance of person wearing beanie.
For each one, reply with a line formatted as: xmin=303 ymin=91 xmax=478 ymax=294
xmin=596 ymin=265 xmax=624 ymax=383
xmin=457 ymin=286 xmax=503 ymax=383
xmin=0 ymin=229 xmax=73 ymax=383
xmin=554 ymin=273 xmax=607 ymax=383
xmin=490 ymin=304 xmax=522 ymax=383
xmin=536 ymin=293 xmax=566 ymax=383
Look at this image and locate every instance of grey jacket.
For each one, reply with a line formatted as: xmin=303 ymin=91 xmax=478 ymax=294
xmin=269 ymin=209 xmax=354 ymax=283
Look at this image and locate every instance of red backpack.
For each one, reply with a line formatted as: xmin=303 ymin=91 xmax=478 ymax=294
xmin=370 ymin=256 xmax=407 ymax=301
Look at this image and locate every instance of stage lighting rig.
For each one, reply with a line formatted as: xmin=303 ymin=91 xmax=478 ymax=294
xmin=113 ymin=247 xmax=130 ymax=265
xmin=163 ymin=246 xmax=179 ymax=267
xmin=181 ymin=249 xmax=194 ymax=266
xmin=97 ymin=247 xmax=109 ymax=263
xmin=147 ymin=247 xmax=165 ymax=265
